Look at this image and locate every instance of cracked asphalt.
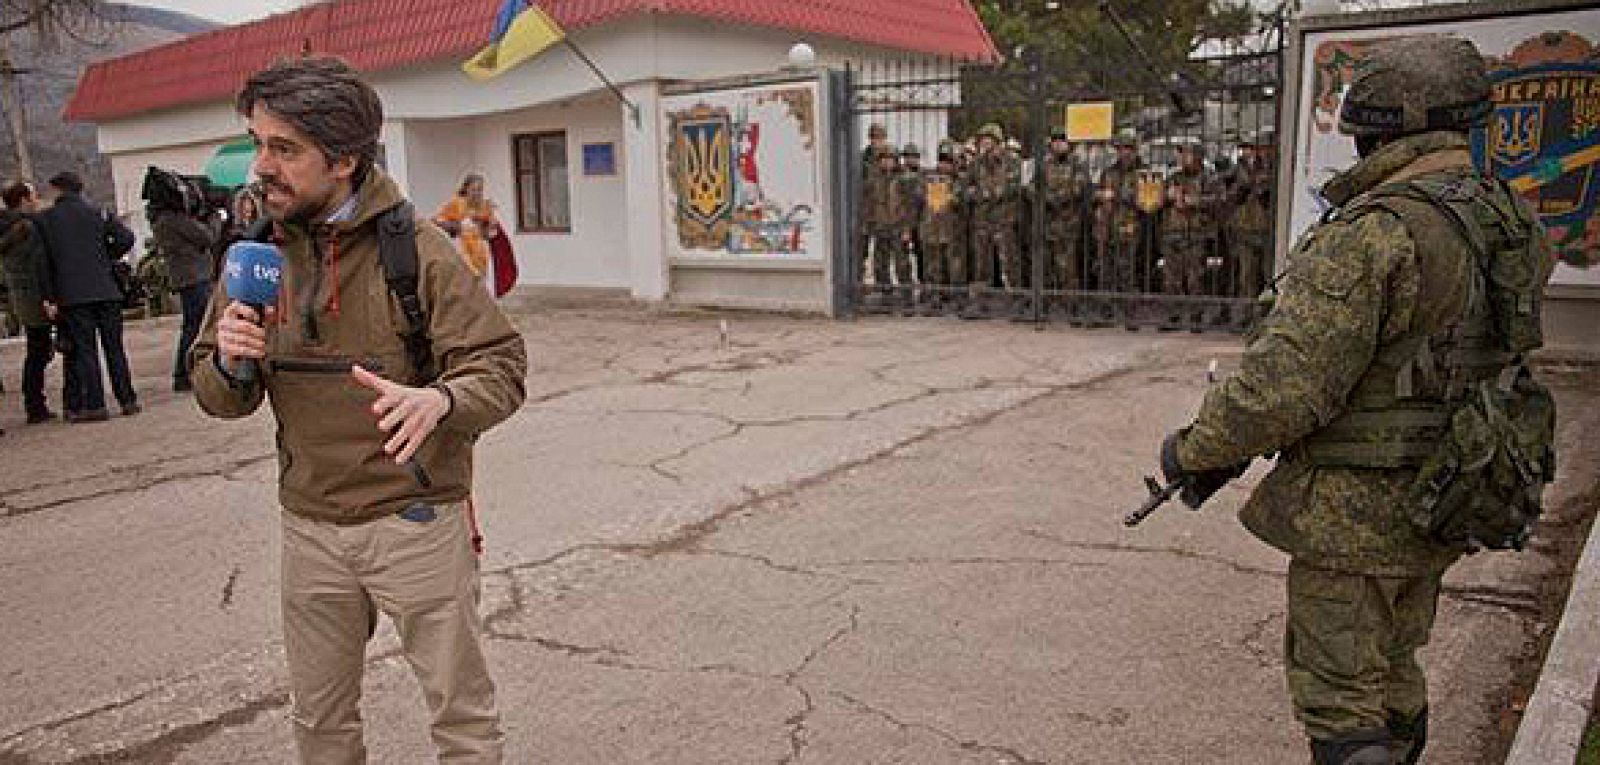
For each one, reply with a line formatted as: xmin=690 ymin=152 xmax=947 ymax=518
xmin=1 ymin=300 xmax=1596 ymax=764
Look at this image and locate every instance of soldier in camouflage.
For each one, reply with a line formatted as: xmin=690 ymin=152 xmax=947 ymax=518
xmin=892 ymin=143 xmax=927 ymax=311
xmin=919 ymin=141 xmax=966 ymax=314
xmin=859 ymin=146 xmax=903 ymax=303
xmin=966 ymin=123 xmax=1023 ymax=316
xmin=1158 ymin=144 xmax=1222 ymax=327
xmin=1158 ymin=37 xmax=1552 ymax=765
xmin=1229 ymin=129 xmax=1277 ymax=302
xmin=1042 ymin=129 xmax=1091 ymax=298
xmin=1093 ymin=132 xmax=1147 ymax=320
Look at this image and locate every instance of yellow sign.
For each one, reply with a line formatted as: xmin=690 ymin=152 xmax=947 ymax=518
xmin=1136 ymin=172 xmax=1164 ymax=213
xmin=1066 ymin=102 xmax=1115 ymax=142
xmin=927 ymin=180 xmax=951 ymax=213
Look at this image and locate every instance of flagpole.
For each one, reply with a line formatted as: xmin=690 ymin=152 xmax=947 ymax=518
xmin=562 ymin=38 xmax=641 ymax=128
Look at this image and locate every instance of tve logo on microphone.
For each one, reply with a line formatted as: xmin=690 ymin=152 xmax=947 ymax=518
xmin=223 ymin=241 xmax=284 ymax=308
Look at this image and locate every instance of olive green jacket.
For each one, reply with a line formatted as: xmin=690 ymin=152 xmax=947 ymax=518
xmin=189 ymin=169 xmax=528 ymax=523
xmin=0 ymin=211 xmax=50 ymax=328
xmin=1176 ymin=132 xmax=1550 ymax=575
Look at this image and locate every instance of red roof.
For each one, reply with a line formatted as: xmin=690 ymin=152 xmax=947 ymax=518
xmin=67 ymin=0 xmax=997 ymax=123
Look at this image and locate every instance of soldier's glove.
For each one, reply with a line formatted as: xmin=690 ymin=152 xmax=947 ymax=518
xmin=1160 ymin=430 xmax=1249 ymax=509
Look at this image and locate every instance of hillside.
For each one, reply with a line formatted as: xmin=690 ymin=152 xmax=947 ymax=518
xmin=0 ymin=3 xmax=222 ymax=205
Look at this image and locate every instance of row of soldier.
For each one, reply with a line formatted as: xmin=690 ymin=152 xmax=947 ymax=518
xmin=858 ymin=122 xmax=1277 ymax=324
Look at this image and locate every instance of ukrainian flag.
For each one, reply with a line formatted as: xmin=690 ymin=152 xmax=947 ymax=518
xmin=463 ymin=0 xmax=565 ymax=81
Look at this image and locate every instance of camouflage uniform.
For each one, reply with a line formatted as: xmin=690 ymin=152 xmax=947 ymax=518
xmin=1043 ymin=145 xmax=1091 ymax=291
xmin=1158 ymin=156 xmax=1221 ymax=313
xmin=860 ymin=149 xmax=902 ymax=289
xmin=970 ymin=143 xmax=1023 ymax=293
xmin=890 ymin=148 xmax=927 ymax=296
xmin=1169 ymin=37 xmax=1551 ymax=765
xmin=919 ymin=151 xmax=966 ymax=305
xmin=1093 ymin=149 xmax=1147 ymax=294
xmin=1229 ymin=140 xmax=1276 ymax=300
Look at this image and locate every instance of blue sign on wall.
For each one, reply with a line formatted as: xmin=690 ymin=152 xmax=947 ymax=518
xmin=583 ymin=142 xmax=616 ymax=176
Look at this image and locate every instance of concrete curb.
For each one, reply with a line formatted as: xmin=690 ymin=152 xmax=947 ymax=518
xmin=1506 ymin=512 xmax=1600 ymax=764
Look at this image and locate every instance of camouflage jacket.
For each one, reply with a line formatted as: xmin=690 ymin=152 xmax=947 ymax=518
xmin=1094 ymin=159 xmax=1145 ymax=239
xmin=893 ymin=168 xmax=927 ymax=231
xmin=862 ymin=163 xmax=899 ymax=228
xmin=1158 ymin=167 xmax=1222 ymax=240
xmin=1228 ymin=158 xmax=1275 ymax=237
xmin=1174 ymin=131 xmax=1549 ymax=576
xmin=968 ymin=150 xmax=1021 ymax=225
xmin=1043 ymin=155 xmax=1091 ymax=220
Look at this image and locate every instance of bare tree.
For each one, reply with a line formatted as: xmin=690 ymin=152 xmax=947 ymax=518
xmin=0 ymin=0 xmax=107 ymax=180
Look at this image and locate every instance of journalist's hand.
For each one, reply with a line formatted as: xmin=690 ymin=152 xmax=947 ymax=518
xmin=216 ymin=301 xmax=270 ymax=369
xmin=352 ymin=365 xmax=451 ymax=465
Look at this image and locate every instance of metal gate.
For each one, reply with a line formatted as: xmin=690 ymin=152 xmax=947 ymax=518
xmin=835 ymin=20 xmax=1284 ymax=332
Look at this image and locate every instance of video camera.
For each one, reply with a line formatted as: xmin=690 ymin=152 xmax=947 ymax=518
xmin=140 ymin=165 xmax=231 ymax=222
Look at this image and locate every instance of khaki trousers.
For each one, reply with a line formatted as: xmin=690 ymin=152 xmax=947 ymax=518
xmin=281 ymin=503 xmax=503 ymax=764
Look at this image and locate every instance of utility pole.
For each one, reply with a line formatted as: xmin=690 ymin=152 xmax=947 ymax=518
xmin=0 ymin=37 xmax=34 ymax=181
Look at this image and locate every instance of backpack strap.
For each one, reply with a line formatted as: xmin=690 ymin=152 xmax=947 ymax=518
xmin=376 ymin=201 xmax=438 ymax=385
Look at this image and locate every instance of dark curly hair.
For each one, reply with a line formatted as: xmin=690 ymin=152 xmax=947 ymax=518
xmin=236 ymin=56 xmax=383 ymax=184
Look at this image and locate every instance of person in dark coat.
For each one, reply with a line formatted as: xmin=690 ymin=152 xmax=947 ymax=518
xmin=37 ymin=171 xmax=138 ymax=422
xmin=0 ymin=181 xmax=68 ymax=425
xmin=149 ymin=199 xmax=215 ymax=392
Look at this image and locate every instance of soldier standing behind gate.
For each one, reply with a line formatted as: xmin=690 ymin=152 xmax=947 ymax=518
xmin=1229 ymin=129 xmax=1277 ymax=305
xmin=965 ymin=123 xmax=1023 ymax=318
xmin=859 ymin=146 xmax=905 ymax=306
xmin=1158 ymin=144 xmax=1222 ymax=328
xmin=1042 ymin=129 xmax=1091 ymax=311
xmin=895 ymin=143 xmax=927 ymax=311
xmin=1093 ymin=131 xmax=1147 ymax=323
xmin=918 ymin=141 xmax=965 ymax=315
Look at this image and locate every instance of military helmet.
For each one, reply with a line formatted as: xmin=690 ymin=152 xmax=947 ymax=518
xmin=1112 ymin=130 xmax=1138 ymax=148
xmin=1050 ymin=128 xmax=1069 ymax=142
xmin=976 ymin=123 xmax=1005 ymax=142
xmin=901 ymin=142 xmax=921 ymax=157
xmin=1338 ymin=35 xmax=1490 ymax=137
xmin=868 ymin=122 xmax=888 ymax=139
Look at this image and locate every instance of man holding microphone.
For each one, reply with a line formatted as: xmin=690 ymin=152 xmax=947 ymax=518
xmin=189 ymin=57 xmax=526 ymax=763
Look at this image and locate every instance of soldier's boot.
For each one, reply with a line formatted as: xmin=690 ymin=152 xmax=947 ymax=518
xmin=960 ymin=288 xmax=988 ymax=320
xmin=1007 ymin=293 xmax=1034 ymax=323
xmin=918 ymin=289 xmax=945 ymax=317
xmin=896 ymin=285 xmax=918 ymax=317
xmin=1310 ymin=730 xmax=1395 ymax=765
xmin=1387 ymin=708 xmax=1427 ymax=765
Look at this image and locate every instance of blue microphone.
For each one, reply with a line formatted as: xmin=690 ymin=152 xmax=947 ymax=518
xmin=221 ymin=241 xmax=283 ymax=384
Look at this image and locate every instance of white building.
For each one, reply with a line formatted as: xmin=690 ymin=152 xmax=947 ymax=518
xmin=67 ymin=0 xmax=996 ymax=313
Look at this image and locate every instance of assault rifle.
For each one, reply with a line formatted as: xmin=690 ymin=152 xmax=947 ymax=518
xmin=1124 ymin=475 xmax=1187 ymax=527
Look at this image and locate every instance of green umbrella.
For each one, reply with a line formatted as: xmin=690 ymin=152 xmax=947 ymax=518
xmin=204 ymin=138 xmax=256 ymax=188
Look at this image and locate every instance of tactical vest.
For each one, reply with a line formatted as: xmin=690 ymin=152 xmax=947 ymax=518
xmin=1298 ymin=171 xmax=1543 ymax=469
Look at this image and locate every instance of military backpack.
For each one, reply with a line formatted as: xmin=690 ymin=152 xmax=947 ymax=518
xmin=1300 ymin=173 xmax=1556 ymax=551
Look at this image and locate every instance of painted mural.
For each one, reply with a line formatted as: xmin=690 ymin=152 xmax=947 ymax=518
xmin=1294 ymin=7 xmax=1600 ymax=283
xmin=665 ymin=83 xmax=819 ymax=257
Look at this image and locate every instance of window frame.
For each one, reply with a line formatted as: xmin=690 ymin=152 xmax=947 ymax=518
xmin=510 ymin=130 xmax=572 ymax=234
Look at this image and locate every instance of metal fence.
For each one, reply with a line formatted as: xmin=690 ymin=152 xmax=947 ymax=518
xmin=837 ymin=32 xmax=1284 ymax=332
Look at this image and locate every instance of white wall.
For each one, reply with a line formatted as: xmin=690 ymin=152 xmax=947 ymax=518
xmin=403 ymin=97 xmax=630 ymax=290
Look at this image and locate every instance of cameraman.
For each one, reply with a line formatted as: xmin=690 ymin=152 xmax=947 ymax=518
xmin=148 ymin=187 xmax=215 ymax=392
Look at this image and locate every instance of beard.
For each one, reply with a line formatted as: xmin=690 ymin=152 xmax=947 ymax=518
xmin=258 ymin=174 xmax=334 ymax=225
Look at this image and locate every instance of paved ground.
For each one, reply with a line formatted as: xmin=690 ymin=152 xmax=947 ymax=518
xmin=0 ymin=301 xmax=1596 ymax=764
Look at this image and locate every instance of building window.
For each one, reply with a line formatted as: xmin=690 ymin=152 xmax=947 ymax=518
xmin=513 ymin=132 xmax=571 ymax=233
